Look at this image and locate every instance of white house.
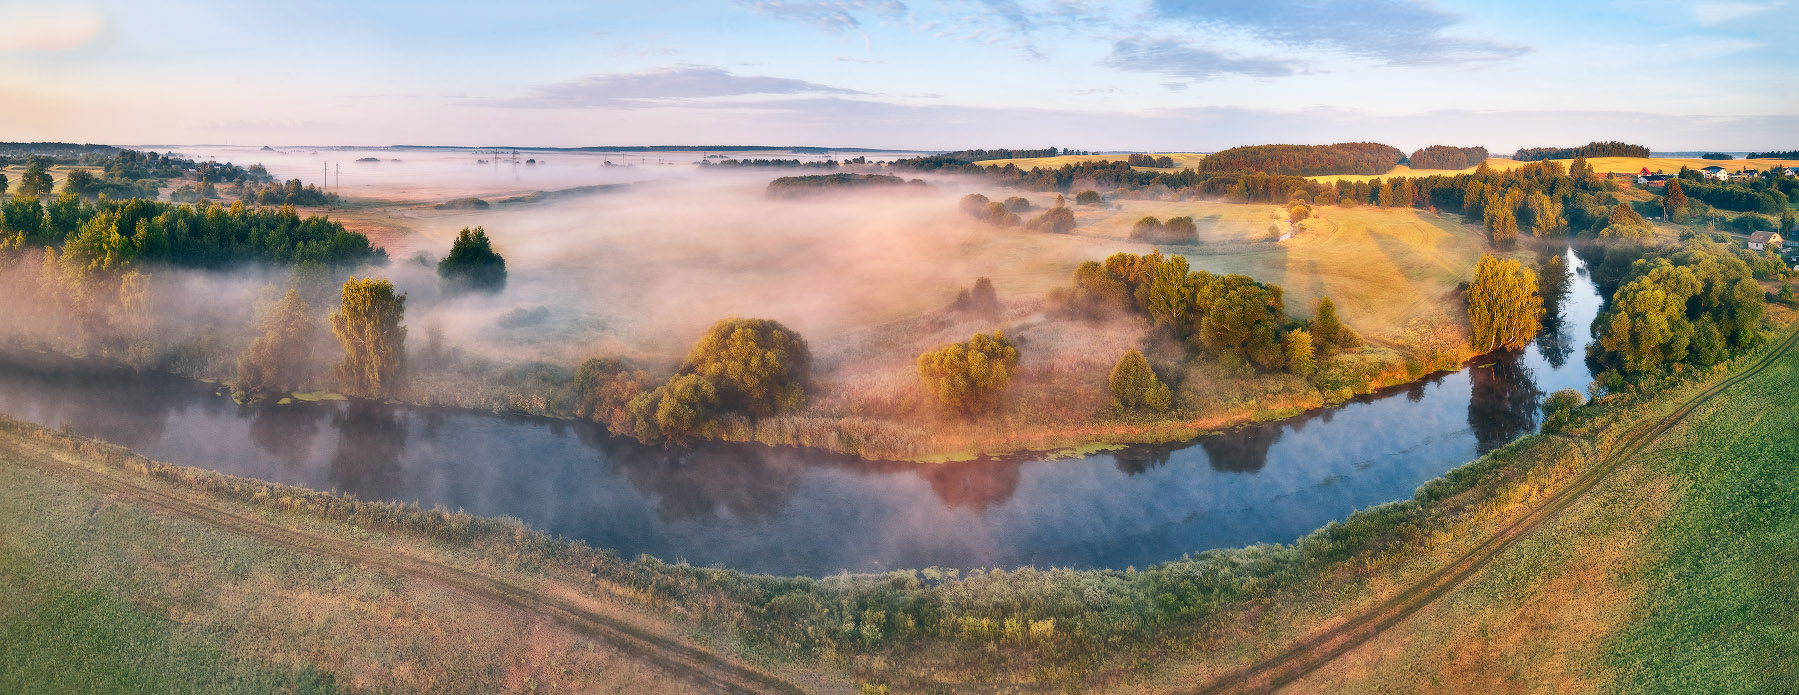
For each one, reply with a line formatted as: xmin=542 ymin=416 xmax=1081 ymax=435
xmin=1702 ymin=165 xmax=1730 ymax=180
xmin=1748 ymin=231 xmax=1785 ymax=251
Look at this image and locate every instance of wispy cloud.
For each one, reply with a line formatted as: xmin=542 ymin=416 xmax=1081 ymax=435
xmin=1148 ymin=0 xmax=1528 ymax=65
xmin=733 ymin=0 xmax=909 ymax=32
xmin=481 ymin=65 xmax=861 ymax=108
xmin=1694 ymin=1 xmax=1781 ymax=26
xmin=1105 ymin=38 xmax=1299 ymax=81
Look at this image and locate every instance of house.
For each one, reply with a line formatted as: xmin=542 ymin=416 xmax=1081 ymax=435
xmin=1748 ymin=231 xmax=1785 ymax=251
xmin=1702 ymin=165 xmax=1729 ymax=180
xmin=1636 ymin=173 xmax=1671 ymax=187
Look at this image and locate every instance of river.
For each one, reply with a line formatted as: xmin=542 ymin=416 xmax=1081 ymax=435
xmin=0 ymin=247 xmax=1601 ymax=577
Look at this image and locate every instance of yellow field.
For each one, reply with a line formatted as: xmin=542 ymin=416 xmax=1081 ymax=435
xmin=1312 ymin=156 xmax=1799 ymax=184
xmin=976 ymin=152 xmax=1209 ymax=170
xmin=1048 ymin=198 xmax=1496 ymax=341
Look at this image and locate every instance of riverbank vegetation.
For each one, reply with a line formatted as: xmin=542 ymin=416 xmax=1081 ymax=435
xmin=7 ymin=309 xmax=1792 ymax=692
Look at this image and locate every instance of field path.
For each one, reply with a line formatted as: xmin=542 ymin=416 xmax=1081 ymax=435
xmin=1191 ymin=327 xmax=1799 ymax=694
xmin=9 ymin=440 xmax=814 ymax=695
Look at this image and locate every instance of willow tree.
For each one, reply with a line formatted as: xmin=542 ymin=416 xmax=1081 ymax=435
xmin=679 ymin=317 xmax=811 ymax=418
xmin=331 ymin=277 xmax=407 ymax=398
xmin=236 ymin=289 xmax=321 ymax=399
xmin=1467 ymin=255 xmax=1543 ymax=352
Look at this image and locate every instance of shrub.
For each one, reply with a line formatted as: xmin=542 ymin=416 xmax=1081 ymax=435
xmin=1003 ymin=196 xmax=1032 ymax=212
xmin=1025 ymin=206 xmax=1076 ymax=233
xmin=1541 ymin=389 xmax=1584 ymax=433
xmin=1284 ymin=328 xmax=1315 ymax=376
xmin=1074 ymin=190 xmax=1102 ymax=206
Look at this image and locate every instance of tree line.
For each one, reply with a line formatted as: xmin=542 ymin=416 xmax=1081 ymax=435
xmin=1512 ymin=141 xmax=1649 ymax=161
xmin=0 ymin=196 xmax=384 ymax=269
xmin=1197 ymin=142 xmax=1406 ymax=176
xmin=1407 ymin=145 xmax=1488 ymax=170
xmin=1747 ymin=150 xmax=1799 ymax=159
xmin=765 ymin=173 xmax=927 ymax=198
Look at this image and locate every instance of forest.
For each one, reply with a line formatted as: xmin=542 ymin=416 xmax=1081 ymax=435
xmin=1407 ymin=145 xmax=1489 ymax=170
xmin=1197 ymin=142 xmax=1406 ymax=176
xmin=1512 ymin=141 xmax=1649 ymax=161
xmin=0 ymin=196 xmax=383 ymax=269
xmin=764 ymin=173 xmax=928 ymax=198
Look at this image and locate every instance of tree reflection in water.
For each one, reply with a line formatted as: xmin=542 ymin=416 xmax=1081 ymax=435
xmin=914 ymin=458 xmax=1023 ymax=511
xmin=1468 ymin=352 xmax=1543 ymax=454
xmin=1199 ymin=424 xmax=1282 ymax=473
xmin=327 ymin=401 xmax=406 ymax=499
xmin=595 ymin=435 xmax=807 ymax=522
xmin=247 ymin=404 xmax=323 ymax=469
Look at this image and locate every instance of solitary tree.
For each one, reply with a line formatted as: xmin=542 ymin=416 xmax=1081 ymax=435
xmin=679 ymin=317 xmax=811 ymax=418
xmin=1074 ymin=190 xmax=1102 ymax=206
xmin=331 ymin=278 xmax=408 ymax=398
xmin=917 ymin=331 xmax=1020 ymax=415
xmin=1662 ymin=178 xmax=1688 ymax=222
xmin=1466 ymin=255 xmax=1543 ymax=352
xmin=17 ymin=163 xmax=53 ymax=198
xmin=1109 ymin=349 xmax=1173 ymax=413
xmin=437 ymin=226 xmax=507 ymax=294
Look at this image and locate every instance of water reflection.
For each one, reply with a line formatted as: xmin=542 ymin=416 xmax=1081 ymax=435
xmin=0 ymin=247 xmax=1607 ymax=576
xmin=1468 ymin=353 xmax=1544 ymax=454
xmin=328 ymin=402 xmax=406 ymax=499
xmin=248 ymin=405 xmax=322 ymax=469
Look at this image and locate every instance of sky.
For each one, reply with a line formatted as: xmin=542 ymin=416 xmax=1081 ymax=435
xmin=1 ymin=0 xmax=1795 ymax=151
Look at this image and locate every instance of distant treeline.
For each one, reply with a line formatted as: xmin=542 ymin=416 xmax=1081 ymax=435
xmin=1408 ymin=145 xmax=1489 ymax=170
xmin=1512 ymin=141 xmax=1649 ymax=161
xmin=1127 ymin=154 xmax=1177 ymax=168
xmin=1196 ymin=142 xmax=1406 ymax=176
xmin=1749 ymin=150 xmax=1799 ymax=159
xmin=0 ymin=142 xmax=121 ymax=166
xmin=703 ymin=156 xmax=870 ymax=169
xmin=765 ymin=173 xmax=928 ymax=198
xmin=1 ymin=197 xmax=383 ymax=269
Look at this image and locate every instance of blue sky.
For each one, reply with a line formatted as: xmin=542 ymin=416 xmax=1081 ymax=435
xmin=1 ymin=0 xmax=1794 ymax=151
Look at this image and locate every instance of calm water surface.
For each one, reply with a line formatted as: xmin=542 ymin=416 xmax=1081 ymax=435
xmin=0 ymin=249 xmax=1601 ymax=577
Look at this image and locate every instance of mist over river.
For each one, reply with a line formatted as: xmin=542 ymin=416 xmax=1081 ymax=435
xmin=0 ymin=249 xmax=1600 ymax=577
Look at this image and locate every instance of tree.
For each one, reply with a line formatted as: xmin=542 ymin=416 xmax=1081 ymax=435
xmin=1310 ymin=297 xmax=1352 ymax=353
xmin=1074 ymin=190 xmax=1102 ymax=206
xmin=959 ymin=193 xmax=991 ymax=217
xmin=17 ymin=163 xmax=53 ymax=198
xmin=953 ymin=277 xmax=1001 ymax=316
xmin=1662 ymin=178 xmax=1688 ymax=222
xmin=331 ymin=278 xmax=408 ymax=398
xmin=1288 ymin=203 xmax=1312 ymax=223
xmin=1284 ymin=328 xmax=1315 ymax=376
xmin=1523 ymin=191 xmax=1564 ymax=236
xmin=62 ymin=169 xmax=98 ymax=198
xmin=983 ymin=201 xmax=1020 ymax=226
xmin=1025 ymin=206 xmax=1075 ymax=233
xmin=1541 ymin=389 xmax=1584 ymax=434
xmin=235 ymin=289 xmax=322 ymax=400
xmin=1466 ymin=255 xmax=1543 ymax=352
xmin=1130 ymin=216 xmax=1164 ymax=241
xmin=1199 ymin=277 xmax=1286 ymax=370
xmin=572 ymin=356 xmax=650 ymax=432
xmin=625 ymin=373 xmax=720 ymax=443
xmin=917 ymin=331 xmax=1019 ymax=415
xmin=1109 ymin=349 xmax=1172 ymax=413
xmin=1484 ymin=198 xmax=1519 ymax=243
xmin=0 ymin=172 xmax=8 ymax=196
xmin=679 ymin=317 xmax=811 ymax=418
xmin=437 ymin=226 xmax=507 ymax=294
xmin=1003 ymin=196 xmax=1032 ymax=212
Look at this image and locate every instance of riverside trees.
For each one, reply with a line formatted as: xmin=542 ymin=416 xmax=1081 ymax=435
xmin=331 ymin=278 xmax=408 ymax=399
xmin=1466 ymin=255 xmax=1544 ymax=353
xmin=437 ymin=226 xmax=507 ymax=295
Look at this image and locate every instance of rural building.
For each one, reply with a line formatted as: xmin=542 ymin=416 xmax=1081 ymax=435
xmin=1636 ymin=173 xmax=1671 ymax=186
xmin=1748 ymin=231 xmax=1784 ymax=251
xmin=1702 ymin=165 xmax=1729 ymax=180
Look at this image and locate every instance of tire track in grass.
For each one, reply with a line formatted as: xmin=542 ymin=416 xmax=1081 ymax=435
xmin=8 ymin=442 xmax=809 ymax=695
xmin=1192 ymin=328 xmax=1799 ymax=694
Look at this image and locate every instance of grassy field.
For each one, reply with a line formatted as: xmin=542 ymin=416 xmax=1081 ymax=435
xmin=1240 ymin=330 xmax=1799 ymax=694
xmin=1312 ymin=156 xmax=1799 ymax=184
xmin=0 ymin=429 xmax=845 ymax=694
xmin=974 ymin=152 xmax=1209 ymax=170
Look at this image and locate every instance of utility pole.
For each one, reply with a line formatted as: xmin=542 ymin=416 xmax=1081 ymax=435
xmin=323 ymin=162 xmax=328 ymax=190
xmin=335 ymin=163 xmax=340 ymax=190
